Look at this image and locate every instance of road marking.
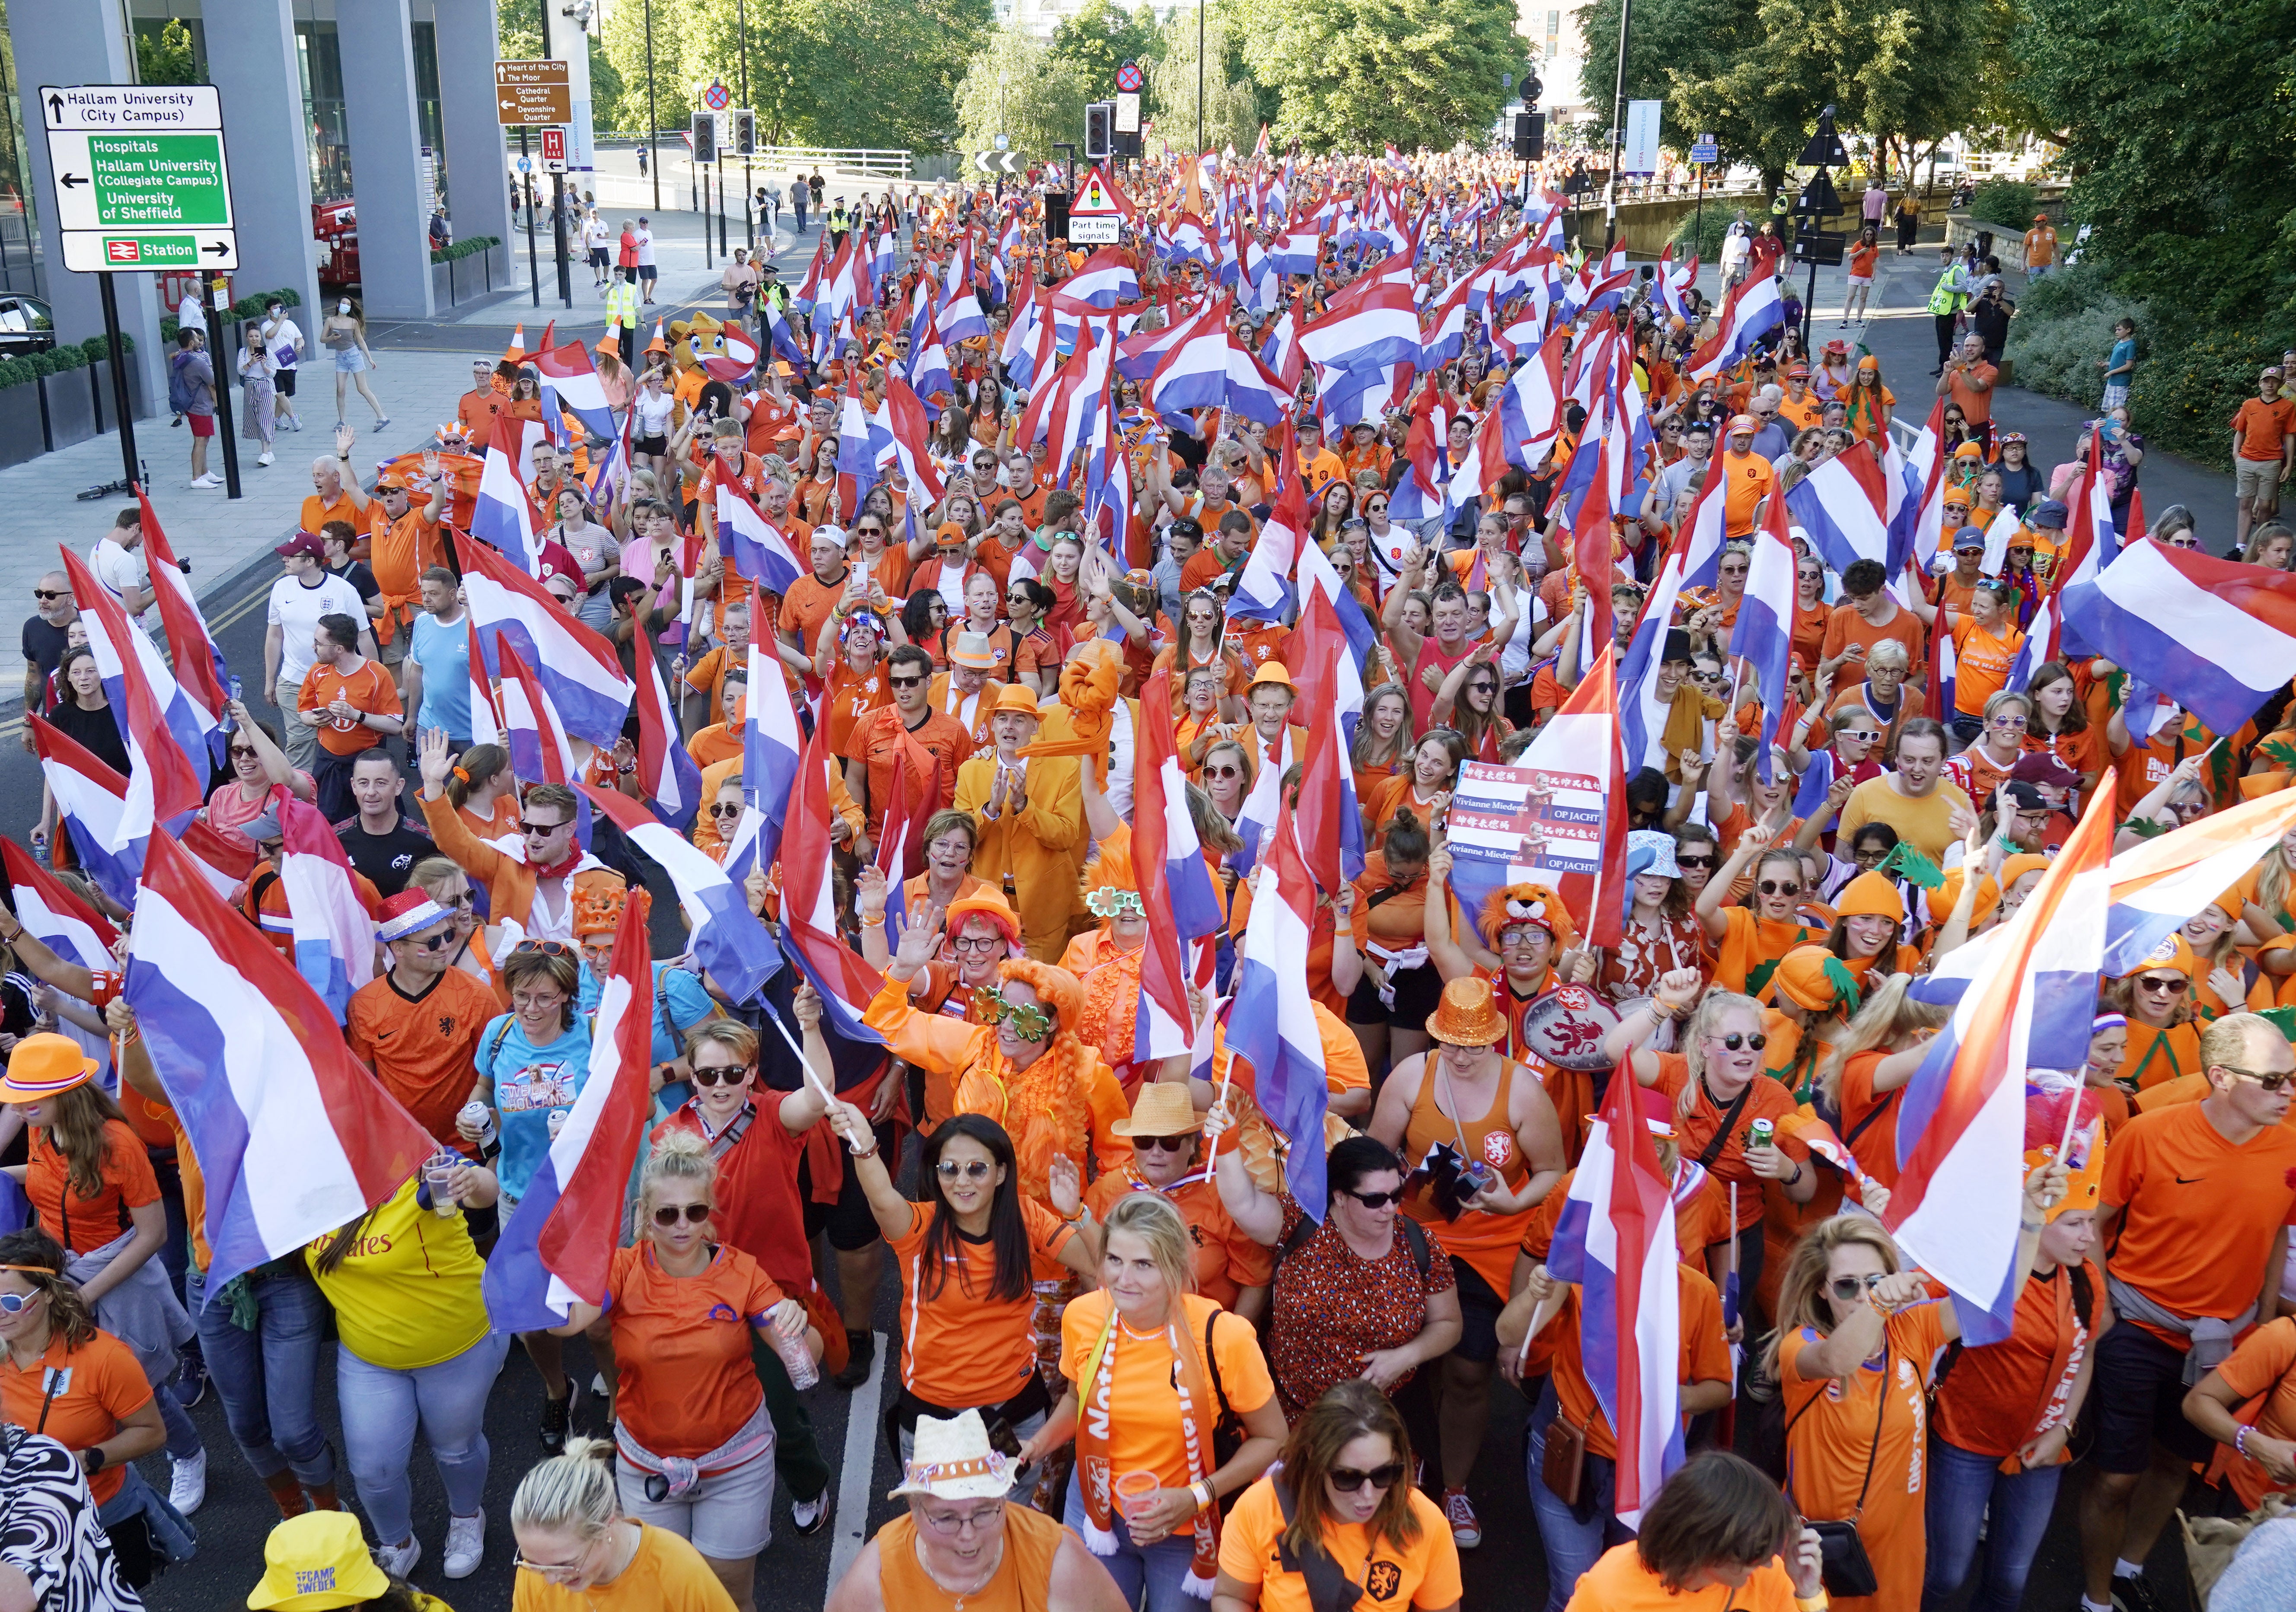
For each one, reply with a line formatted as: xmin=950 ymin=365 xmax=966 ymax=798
xmin=0 ymin=570 xmax=274 ymax=741
xmin=824 ymin=1330 xmax=887 ymax=1593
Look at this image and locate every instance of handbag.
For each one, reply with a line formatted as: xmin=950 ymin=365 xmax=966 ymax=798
xmin=1791 ymin=1344 xmax=1888 ymax=1599
xmin=1540 ymin=1405 xmax=1594 ymax=1508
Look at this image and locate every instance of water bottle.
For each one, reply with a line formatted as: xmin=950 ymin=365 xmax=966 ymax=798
xmin=222 ymin=674 xmax=242 ymax=733
xmin=770 ymin=1316 xmax=820 ymax=1389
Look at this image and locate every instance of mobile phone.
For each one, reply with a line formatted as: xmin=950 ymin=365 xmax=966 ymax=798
xmin=983 ymin=1415 xmax=1023 ymax=1460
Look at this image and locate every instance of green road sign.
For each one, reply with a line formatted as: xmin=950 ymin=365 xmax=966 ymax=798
xmin=43 ymin=82 xmax=238 ymax=274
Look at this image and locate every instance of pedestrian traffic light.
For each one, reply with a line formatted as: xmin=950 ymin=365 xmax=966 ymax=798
xmin=1043 ymin=191 xmax=1071 ymax=241
xmin=1085 ymin=102 xmax=1113 ymax=161
xmin=691 ymin=109 xmax=718 ymax=165
xmin=733 ymin=109 xmax=756 ymax=157
xmin=1513 ymin=112 xmax=1545 ymax=160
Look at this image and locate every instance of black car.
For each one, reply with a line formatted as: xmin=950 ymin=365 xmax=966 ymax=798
xmin=0 ymin=295 xmax=54 ymax=357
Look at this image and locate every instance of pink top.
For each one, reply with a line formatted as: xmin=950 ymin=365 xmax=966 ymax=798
xmin=204 ymin=775 xmax=313 ymax=850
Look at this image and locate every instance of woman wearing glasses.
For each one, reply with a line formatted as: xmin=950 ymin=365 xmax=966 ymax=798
xmin=202 ymin=697 xmax=317 ymax=851
xmin=1767 ymin=1176 xmax=2055 ymax=1612
xmin=1213 ymin=1381 xmax=1460 ymax=1612
xmin=1154 ymin=590 xmax=1249 ymax=713
xmin=1790 ymin=555 xmax=1830 ymax=675
xmin=461 ymin=940 xmax=591 ymax=1450
xmin=1943 ymin=688 xmax=2034 ymax=808
xmin=543 ymin=1131 xmax=816 ymax=1612
xmin=2102 ymin=936 xmax=2203 ymax=1098
xmin=1694 ymin=822 xmax=1830 ymax=997
xmin=507 ymin=1440 xmax=733 ymax=1611
xmin=1427 ymin=644 xmax=1513 ymax=764
xmin=826 ymin=1100 xmax=1095 ymax=1478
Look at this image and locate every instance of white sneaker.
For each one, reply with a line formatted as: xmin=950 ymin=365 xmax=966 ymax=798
xmin=191 ymin=472 xmax=223 ymax=489
xmin=168 ymin=1447 xmax=208 ymax=1513
xmin=442 ymin=1512 xmax=485 ymax=1579
xmin=256 ymin=450 xmax=275 ymax=466
xmin=376 ymin=1536 xmax=421 ymax=1580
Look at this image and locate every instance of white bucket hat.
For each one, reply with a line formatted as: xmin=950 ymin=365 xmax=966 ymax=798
xmin=1626 ymin=828 xmax=1681 ymax=880
xmin=887 ymin=1410 xmax=1015 ymax=1502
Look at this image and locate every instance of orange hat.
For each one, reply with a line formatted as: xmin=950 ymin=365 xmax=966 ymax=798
xmin=1997 ymin=853 xmax=2052 ymax=894
xmin=2024 ymin=1084 xmax=2106 ymax=1223
xmin=1765 ymin=946 xmax=1863 ymax=1016
xmin=990 ymin=683 xmax=1041 ymax=718
xmin=1424 ymin=976 xmax=1506 ymax=1047
xmin=1478 ymin=882 xmax=1576 ymax=948
xmin=1834 ymin=870 xmax=1906 ymax=924
xmin=0 ymin=1033 xmax=100 ymax=1103
xmin=1931 ymin=869 xmax=2000 ymax=930
xmin=1248 ymin=660 xmax=1297 ymax=691
xmin=945 ymin=891 xmax=1021 ymax=948
xmin=596 ymin=331 xmax=621 ymax=358
xmin=2117 ymin=931 xmax=2198 ymax=981
xmin=571 ymin=882 xmax=649 ymax=938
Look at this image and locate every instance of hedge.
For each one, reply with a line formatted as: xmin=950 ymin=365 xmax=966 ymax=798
xmin=159 ymin=284 xmax=303 ymax=346
xmin=430 ymin=234 xmax=502 ymax=264
xmin=1970 ymin=178 xmax=2038 ymax=233
xmin=2003 ymin=261 xmax=2296 ymax=471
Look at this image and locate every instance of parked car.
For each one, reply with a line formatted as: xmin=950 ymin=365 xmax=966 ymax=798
xmin=0 ymin=294 xmax=54 ymax=357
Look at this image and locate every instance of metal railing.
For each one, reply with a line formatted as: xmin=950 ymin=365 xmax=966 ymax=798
xmin=749 ymin=146 xmax=912 ymax=181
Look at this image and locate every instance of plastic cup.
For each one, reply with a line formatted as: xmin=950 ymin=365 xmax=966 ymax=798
xmin=424 ymin=1153 xmax=459 ymax=1218
xmin=547 ymin=1110 xmax=567 ymax=1140
xmin=1115 ymin=1469 xmax=1160 ymax=1523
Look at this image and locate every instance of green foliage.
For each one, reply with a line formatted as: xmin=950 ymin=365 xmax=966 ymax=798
xmin=600 ymin=0 xmax=989 ymax=153
xmin=135 ymin=19 xmax=201 ymax=86
xmin=955 ymin=28 xmax=1091 ymax=163
xmin=1668 ymin=206 xmax=1734 ymax=259
xmin=1235 ymin=0 xmax=1521 ymax=154
xmin=2001 ymin=265 xmax=2137 ymax=414
xmin=1147 ymin=9 xmax=1263 ymax=157
xmin=431 ymin=235 xmax=504 ymax=264
xmin=2010 ymin=0 xmax=2296 ymax=327
xmin=0 ymin=356 xmax=34 ymax=392
xmin=80 ymin=332 xmax=132 ymax=361
xmin=1969 ymin=178 xmax=2035 ymax=231
xmin=1047 ymin=0 xmax=1161 ymax=103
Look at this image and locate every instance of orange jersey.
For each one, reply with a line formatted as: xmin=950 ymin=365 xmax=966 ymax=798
xmin=2100 ymin=1099 xmax=2296 ymax=1345
xmin=887 ymin=1198 xmax=1076 ymax=1406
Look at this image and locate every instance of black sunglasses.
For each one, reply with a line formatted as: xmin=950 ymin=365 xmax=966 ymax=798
xmin=690 ymin=1064 xmax=750 ymax=1087
xmin=1674 ymin=854 xmax=1716 ymax=869
xmin=1134 ymin=1134 xmax=1194 ymax=1153
xmin=708 ymin=802 xmax=744 ymax=819
xmin=1757 ymin=880 xmax=1801 ymax=896
xmin=1342 ymin=1186 xmax=1403 ymax=1209
xmin=1715 ymin=1032 xmax=1769 ymax=1051
xmin=229 ymin=745 xmax=260 ymax=760
xmin=1328 ymin=1462 xmax=1406 ymax=1493
xmin=406 ymin=929 xmax=459 ymax=953
xmin=520 ymin=819 xmax=571 ymax=835
xmin=889 ymin=674 xmax=925 ymax=689
xmin=32 ymin=589 xmax=64 ymax=601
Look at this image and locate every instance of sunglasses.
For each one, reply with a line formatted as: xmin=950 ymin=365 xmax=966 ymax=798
xmin=32 ymin=589 xmax=64 ymax=601
xmin=1328 ymin=1462 xmax=1407 ymax=1493
xmin=857 ymin=525 xmax=886 ymax=536
xmin=690 ymin=1064 xmax=750 ymax=1088
xmin=1342 ymin=1186 xmax=1403 ymax=1209
xmin=1757 ymin=880 xmax=1801 ymax=896
xmin=1365 ymin=502 xmax=1389 ymax=513
xmin=889 ymin=674 xmax=925 ymax=688
xmin=405 ymin=928 xmax=459 ymax=953
xmin=0 ymin=1289 xmax=44 ymax=1315
xmin=511 ymin=939 xmax=574 ymax=958
xmin=229 ymin=745 xmax=260 ymax=760
xmin=1134 ymin=1133 xmax=1194 ymax=1153
xmin=651 ymin=1203 xmax=711 ymax=1226
xmin=1206 ymin=763 xmax=1242 ymax=779
xmin=1828 ymin=1273 xmax=1887 ymax=1302
xmin=1675 ymin=854 xmax=1716 ymax=869
xmin=1837 ymin=730 xmax=1880 ymax=744
xmin=708 ymin=801 xmax=745 ymax=819
xmin=1713 ymin=1032 xmax=1769 ymax=1051
xmin=520 ymin=819 xmax=571 ymax=835
xmin=1989 ymin=715 xmax=2028 ymax=729
xmin=2226 ymin=1065 xmax=2296 ymax=1093
xmin=2136 ymin=975 xmax=2188 ymax=994
xmin=936 ymin=1158 xmax=994 ymax=1180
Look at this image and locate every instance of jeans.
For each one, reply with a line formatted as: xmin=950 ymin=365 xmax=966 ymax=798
xmin=1062 ymin=1470 xmax=1204 ymax=1612
xmin=185 ymin=1264 xmax=334 ymax=1487
xmin=1920 ymin=1436 xmax=2062 ymax=1612
xmin=1525 ymin=1383 xmax=1635 ymax=1612
xmin=274 ymin=677 xmax=319 ymax=773
xmin=336 ymin=1329 xmax=510 ymax=1547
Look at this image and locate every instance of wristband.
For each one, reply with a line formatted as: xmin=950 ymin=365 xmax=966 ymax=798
xmin=859 ymin=913 xmax=884 ymax=929
xmin=1191 ymin=1480 xmax=1215 ymax=1513
xmin=2238 ymin=1425 xmax=2251 ymax=1458
xmin=1794 ymin=1597 xmax=1827 ymax=1612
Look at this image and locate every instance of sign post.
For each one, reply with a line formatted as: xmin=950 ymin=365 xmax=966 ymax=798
xmin=499 ymin=61 xmax=574 ymax=309
xmin=1691 ymin=132 xmax=1716 ymax=245
xmin=41 ymin=83 xmax=246 ymax=498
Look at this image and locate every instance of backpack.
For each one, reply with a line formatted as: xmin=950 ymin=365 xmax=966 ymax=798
xmin=166 ymin=351 xmax=196 ymax=415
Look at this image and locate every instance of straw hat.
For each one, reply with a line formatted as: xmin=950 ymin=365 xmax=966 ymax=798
xmin=887 ymin=1410 xmax=1017 ymax=1501
xmin=1424 ymin=977 xmax=1506 ymax=1047
xmin=246 ymin=1512 xmax=390 ymax=1610
xmin=949 ymin=630 xmax=999 ymax=671
xmin=0 ymin=1033 xmax=100 ymax=1104
xmin=1112 ymin=1081 xmax=1203 ymax=1139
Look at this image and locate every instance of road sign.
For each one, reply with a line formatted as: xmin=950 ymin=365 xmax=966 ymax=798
xmin=1068 ymin=164 xmax=1122 ymax=243
xmin=973 ymin=149 xmax=1024 ymax=175
xmin=1116 ymin=60 xmax=1144 ymax=93
xmin=1115 ymin=92 xmax=1140 ymax=134
xmin=703 ymin=80 xmax=731 ymax=112
xmin=541 ymin=127 xmax=567 ymax=172
xmin=515 ymin=156 xmax=531 ymax=173
xmin=1690 ymin=140 xmax=1718 ymax=165
xmin=495 ymin=59 xmax=571 ymax=126
xmin=42 ymin=83 xmax=236 ymax=272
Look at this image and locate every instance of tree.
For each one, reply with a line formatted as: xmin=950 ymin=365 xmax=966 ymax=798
xmin=136 ymin=19 xmax=201 ymax=86
xmin=1047 ymin=0 xmax=1161 ymax=101
xmin=1149 ymin=8 xmax=1263 ymax=158
xmin=954 ymin=28 xmax=1093 ymax=165
xmin=1236 ymin=0 xmax=1523 ymax=155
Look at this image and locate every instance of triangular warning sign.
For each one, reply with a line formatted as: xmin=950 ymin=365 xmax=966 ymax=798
xmin=1071 ymin=163 xmax=1131 ymax=217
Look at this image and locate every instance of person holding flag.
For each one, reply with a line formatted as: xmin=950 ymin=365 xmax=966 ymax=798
xmin=1370 ymin=977 xmax=1569 ymax=1550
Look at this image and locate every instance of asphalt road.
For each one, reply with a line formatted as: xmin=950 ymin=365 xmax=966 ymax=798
xmin=41 ymin=220 xmax=2207 ymax=1612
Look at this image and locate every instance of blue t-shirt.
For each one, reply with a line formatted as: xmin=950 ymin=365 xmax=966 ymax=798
xmin=409 ymin=608 xmax=474 ymax=741
xmin=575 ymin=960 xmax=718 ymax=1064
xmin=476 ymin=1014 xmax=591 ymax=1200
xmin=2107 ymin=337 xmax=2137 ymax=381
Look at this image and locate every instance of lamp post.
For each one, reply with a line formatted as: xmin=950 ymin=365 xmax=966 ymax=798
xmin=1601 ymin=0 xmax=1632 ymax=252
xmin=644 ymin=0 xmax=660 ymax=212
xmin=737 ymin=0 xmax=754 ymax=252
xmin=1197 ymin=0 xmax=1205 ymax=159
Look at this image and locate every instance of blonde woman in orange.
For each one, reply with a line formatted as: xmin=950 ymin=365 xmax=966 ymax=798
xmin=1695 ymin=822 xmax=1830 ymax=997
xmin=2104 ymin=936 xmax=2202 ymax=1096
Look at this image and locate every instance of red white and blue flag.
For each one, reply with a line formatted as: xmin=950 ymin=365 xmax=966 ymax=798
xmin=533 ymin=338 xmax=617 ymax=442
xmin=1546 ymin=1058 xmax=1685 ymax=1527
xmin=582 ymin=784 xmax=779 ymax=1006
xmin=457 ymin=531 xmax=635 ymax=749
xmin=631 ymin=620 xmax=702 ymax=832
xmin=1132 ymin=673 xmax=1225 ymax=1060
xmin=277 ymin=795 xmax=377 ymax=1022
xmin=125 ymin=829 xmax=435 ymax=1293
xmin=778 ymin=720 xmax=888 ymax=1045
xmin=483 ymin=894 xmax=657 ymax=1331
xmin=1686 ymin=272 xmax=1784 ymax=382
xmin=1224 ymin=803 xmax=1331 ymax=1210
xmin=27 ymin=714 xmax=140 ymax=905
xmin=60 ymin=546 xmax=205 ymax=851
xmin=134 ymin=487 xmax=231 ymax=765
xmin=471 ymin=436 xmax=548 ymax=576
xmin=1725 ymin=480 xmax=1802 ymax=778
xmin=2060 ymin=538 xmax=2296 ymax=740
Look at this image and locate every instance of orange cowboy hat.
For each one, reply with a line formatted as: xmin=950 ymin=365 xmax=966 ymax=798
xmin=1424 ymin=977 xmax=1506 ymax=1047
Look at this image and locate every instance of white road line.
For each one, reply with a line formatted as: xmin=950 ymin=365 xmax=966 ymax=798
xmin=824 ymin=1330 xmax=887 ymax=1593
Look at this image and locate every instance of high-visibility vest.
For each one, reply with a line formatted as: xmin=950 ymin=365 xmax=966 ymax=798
xmin=1926 ymin=269 xmax=1966 ymax=316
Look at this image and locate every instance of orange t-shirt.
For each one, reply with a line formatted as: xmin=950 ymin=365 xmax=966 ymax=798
xmin=1083 ymin=1172 xmax=1275 ymax=1311
xmin=822 ymin=656 xmax=892 ymax=756
xmin=1564 ymin=1543 xmax=1803 ymax=1612
xmin=1718 ymin=449 xmax=1777 ymax=537
xmin=1537 ymin=1265 xmax=1732 ymax=1461
xmin=301 ymin=490 xmax=357 ymax=537
xmin=887 ymin=1197 xmax=1075 ymax=1406
xmin=841 ymin=704 xmax=970 ymax=838
xmin=2213 ymin=1315 xmax=2296 ymax=1509
xmin=1947 ymin=360 xmax=1999 ymax=427
xmin=2231 ymin=396 xmax=2296 ymax=462
xmin=1837 ymin=1050 xmax=1904 ymax=1187
xmin=2100 ymin=1100 xmax=2296 ymax=1344
xmin=1819 ymin=601 xmax=1926 ymax=691
xmin=346 ymin=967 xmax=503 ymax=1154
xmin=776 ymin=569 xmax=850 ymax=657
xmin=298 ymin=659 xmax=399 ymax=756
xmin=1649 ymin=1054 xmax=1808 ymax=1231
xmin=1059 ymin=1290 xmax=1275 ymax=1529
xmin=1216 ymin=1480 xmax=1462 ymax=1612
xmin=605 ymin=1241 xmax=787 ymax=1459
xmin=27 ymin=1118 xmax=159 ymax=1255
xmin=1849 ymin=242 xmax=1881 ymax=278
xmin=0 ymin=1329 xmax=151 ymax=1504
xmin=1780 ymin=1304 xmax=1950 ymax=1612
xmin=1950 ymin=617 xmax=2024 ymax=717
xmin=1932 ymin=1259 xmax=2108 ymax=1462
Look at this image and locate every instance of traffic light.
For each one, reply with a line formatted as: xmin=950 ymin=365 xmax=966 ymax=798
xmin=1085 ymin=102 xmax=1113 ymax=161
xmin=733 ymin=109 xmax=757 ymax=157
xmin=1043 ymin=191 xmax=1071 ymax=241
xmin=1513 ymin=112 xmax=1545 ymax=160
xmin=691 ymin=109 xmax=718 ymax=165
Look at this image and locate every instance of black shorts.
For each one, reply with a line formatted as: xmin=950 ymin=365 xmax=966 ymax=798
xmin=1449 ymin=1258 xmax=1505 ymax=1364
xmin=276 ymin=369 xmax=298 ymax=398
xmin=588 ymin=247 xmax=609 ymax=269
xmin=799 ymin=1115 xmax=897 ymax=1251
xmin=1348 ymin=960 xmax=1442 ymax=1030
xmin=2091 ymin=1319 xmax=2215 ymax=1473
xmin=634 ymin=434 xmax=668 ymax=457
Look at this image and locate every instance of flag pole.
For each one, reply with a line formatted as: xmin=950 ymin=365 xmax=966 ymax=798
xmin=760 ymin=998 xmax=842 ymax=1110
